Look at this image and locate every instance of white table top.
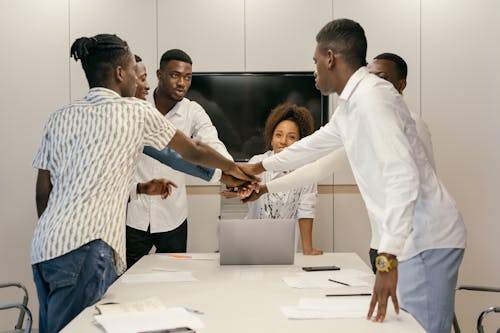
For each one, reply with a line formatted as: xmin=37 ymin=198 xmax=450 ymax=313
xmin=61 ymin=252 xmax=425 ymax=333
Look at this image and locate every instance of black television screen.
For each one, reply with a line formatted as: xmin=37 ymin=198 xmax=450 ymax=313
xmin=186 ymin=72 xmax=329 ymax=161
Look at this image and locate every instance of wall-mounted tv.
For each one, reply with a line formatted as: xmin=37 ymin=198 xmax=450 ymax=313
xmin=186 ymin=72 xmax=329 ymax=161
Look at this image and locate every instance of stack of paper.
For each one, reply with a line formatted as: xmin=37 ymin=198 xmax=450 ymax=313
xmin=95 ymin=297 xmax=166 ymax=314
xmin=94 ymin=307 xmax=204 ymax=333
xmin=283 ymin=269 xmax=373 ymax=289
xmin=281 ymin=297 xmax=371 ymax=319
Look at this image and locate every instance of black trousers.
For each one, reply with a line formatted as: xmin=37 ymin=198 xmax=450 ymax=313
xmin=126 ymin=219 xmax=188 ymax=269
xmin=369 ymin=248 xmax=378 ymax=274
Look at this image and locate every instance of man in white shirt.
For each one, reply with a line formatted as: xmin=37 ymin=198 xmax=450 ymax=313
xmin=239 ymin=19 xmax=466 ymax=333
xmin=234 ymin=52 xmax=437 ymax=273
xmin=126 ymin=49 xmax=232 ymax=267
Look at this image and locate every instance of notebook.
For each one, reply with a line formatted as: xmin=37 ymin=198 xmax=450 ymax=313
xmin=218 ymin=218 xmax=296 ymax=265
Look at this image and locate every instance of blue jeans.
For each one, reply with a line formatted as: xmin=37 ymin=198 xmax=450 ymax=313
xmin=32 ymin=239 xmax=118 ymax=333
xmin=398 ymin=248 xmax=464 ymax=333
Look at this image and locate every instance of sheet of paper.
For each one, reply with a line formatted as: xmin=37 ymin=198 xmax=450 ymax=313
xmin=120 ymin=271 xmax=197 ymax=284
xmin=94 ymin=307 xmax=204 ymax=333
xmin=95 ymin=297 xmax=166 ymax=314
xmin=281 ymin=297 xmax=370 ymax=319
xmin=283 ymin=269 xmax=373 ymax=288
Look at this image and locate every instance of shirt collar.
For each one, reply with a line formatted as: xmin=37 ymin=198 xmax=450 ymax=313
xmin=338 ymin=67 xmax=369 ymax=103
xmin=153 ymin=88 xmax=184 ymax=117
xmin=87 ymin=87 xmax=122 ymax=99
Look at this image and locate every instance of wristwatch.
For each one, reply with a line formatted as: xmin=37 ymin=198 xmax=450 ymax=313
xmin=375 ymin=254 xmax=398 ymax=272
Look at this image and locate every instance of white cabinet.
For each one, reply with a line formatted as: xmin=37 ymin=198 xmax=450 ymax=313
xmin=333 ymin=193 xmax=371 ymax=266
xmin=245 ymin=0 xmax=332 ymax=71
xmin=186 ymin=192 xmax=221 ymax=252
xmin=313 ymin=193 xmax=335 ymax=252
xmin=157 ymin=0 xmax=245 ymax=72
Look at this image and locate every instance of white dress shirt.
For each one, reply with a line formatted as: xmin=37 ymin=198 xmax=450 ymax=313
xmin=126 ymin=97 xmax=231 ymax=233
xmin=246 ymin=151 xmax=316 ymax=220
xmin=263 ymin=67 xmax=466 ymax=261
xmin=266 ymin=109 xmax=437 ymax=250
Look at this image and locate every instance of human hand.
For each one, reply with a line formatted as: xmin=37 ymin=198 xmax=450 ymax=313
xmin=302 ymin=248 xmax=324 ymax=256
xmin=367 ymin=262 xmax=399 ymax=322
xmin=241 ymin=185 xmax=267 ymax=203
xmin=219 ymin=183 xmax=257 ymax=199
xmin=138 ymin=179 xmax=178 ymax=199
xmin=220 ymin=172 xmax=247 ymax=188
xmin=224 ymin=163 xmax=260 ymax=184
xmin=237 ymin=162 xmax=265 ymax=176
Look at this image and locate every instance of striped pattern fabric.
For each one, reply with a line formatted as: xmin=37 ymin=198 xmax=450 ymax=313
xmin=32 ymin=88 xmax=176 ymax=274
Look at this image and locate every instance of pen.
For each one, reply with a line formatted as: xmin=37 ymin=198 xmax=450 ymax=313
xmin=184 ymin=307 xmax=204 ymax=315
xmin=326 ymin=293 xmax=372 ymax=297
xmin=328 ymin=278 xmax=350 ymax=286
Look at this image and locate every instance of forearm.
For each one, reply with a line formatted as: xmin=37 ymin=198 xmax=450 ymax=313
xmin=167 ymin=130 xmax=234 ymax=171
xmin=35 ymin=169 xmax=52 ymax=218
xmin=263 ymin=121 xmax=343 ymax=172
xmin=267 ymin=152 xmax=337 ymax=193
xmin=298 ymin=218 xmax=314 ymax=251
xmin=143 ymin=146 xmax=215 ymax=181
xmin=35 ymin=194 xmax=50 ymax=218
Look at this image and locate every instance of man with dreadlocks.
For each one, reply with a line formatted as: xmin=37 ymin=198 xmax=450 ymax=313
xmin=31 ymin=34 xmax=254 ymax=333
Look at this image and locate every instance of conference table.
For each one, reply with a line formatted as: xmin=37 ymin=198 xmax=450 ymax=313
xmin=61 ymin=252 xmax=425 ymax=333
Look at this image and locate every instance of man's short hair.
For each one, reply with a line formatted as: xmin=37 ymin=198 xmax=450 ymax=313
xmin=159 ymin=49 xmax=192 ymax=69
xmin=70 ymin=34 xmax=131 ymax=87
xmin=374 ymin=52 xmax=408 ymax=80
xmin=316 ymin=18 xmax=367 ymax=68
xmin=134 ymin=54 xmax=142 ymax=63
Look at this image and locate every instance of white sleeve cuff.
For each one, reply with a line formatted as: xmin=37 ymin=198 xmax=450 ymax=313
xmin=377 ymin=233 xmax=406 ymax=258
xmin=129 ymin=182 xmax=139 ymax=201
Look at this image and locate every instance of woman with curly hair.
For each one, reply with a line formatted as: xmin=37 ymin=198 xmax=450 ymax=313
xmin=245 ymin=103 xmax=323 ymax=255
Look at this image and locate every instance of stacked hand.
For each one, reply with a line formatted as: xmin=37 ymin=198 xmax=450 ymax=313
xmin=219 ymin=163 xmax=264 ymax=201
xmin=222 ymin=163 xmax=260 ymax=184
xmin=219 ymin=162 xmax=265 ymax=201
xmin=138 ymin=178 xmax=178 ymax=199
xmin=220 ymin=183 xmax=266 ymax=203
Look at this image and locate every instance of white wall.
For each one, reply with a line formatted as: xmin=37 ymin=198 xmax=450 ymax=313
xmin=1 ymin=0 xmax=499 ymax=332
xmin=0 ymin=0 xmax=70 ymax=328
xmin=421 ymin=0 xmax=500 ymax=330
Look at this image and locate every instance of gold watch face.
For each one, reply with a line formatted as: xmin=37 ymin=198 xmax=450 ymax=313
xmin=376 ymin=256 xmax=388 ymax=271
xmin=375 ymin=255 xmax=398 ymax=272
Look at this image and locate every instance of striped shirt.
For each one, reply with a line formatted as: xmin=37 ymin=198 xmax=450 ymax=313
xmin=32 ymin=88 xmax=176 ymax=274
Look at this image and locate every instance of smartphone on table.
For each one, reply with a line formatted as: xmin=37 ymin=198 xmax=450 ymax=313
xmin=302 ymin=265 xmax=340 ymax=272
xmin=138 ymin=327 xmax=195 ymax=333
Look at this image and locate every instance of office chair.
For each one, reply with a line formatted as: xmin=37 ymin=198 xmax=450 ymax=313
xmin=453 ymin=285 xmax=500 ymax=333
xmin=0 ymin=282 xmax=33 ymax=333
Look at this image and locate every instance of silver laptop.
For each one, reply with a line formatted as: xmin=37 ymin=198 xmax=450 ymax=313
xmin=218 ymin=218 xmax=296 ymax=265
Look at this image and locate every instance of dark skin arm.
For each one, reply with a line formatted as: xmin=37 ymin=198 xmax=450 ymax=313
xmin=367 ymin=252 xmax=399 ymax=322
xmin=237 ymin=162 xmax=266 ymax=177
xmin=137 ymin=179 xmax=178 ymax=199
xmin=167 ymin=130 xmax=257 ymax=183
xmin=35 ymin=169 xmax=52 ymax=218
